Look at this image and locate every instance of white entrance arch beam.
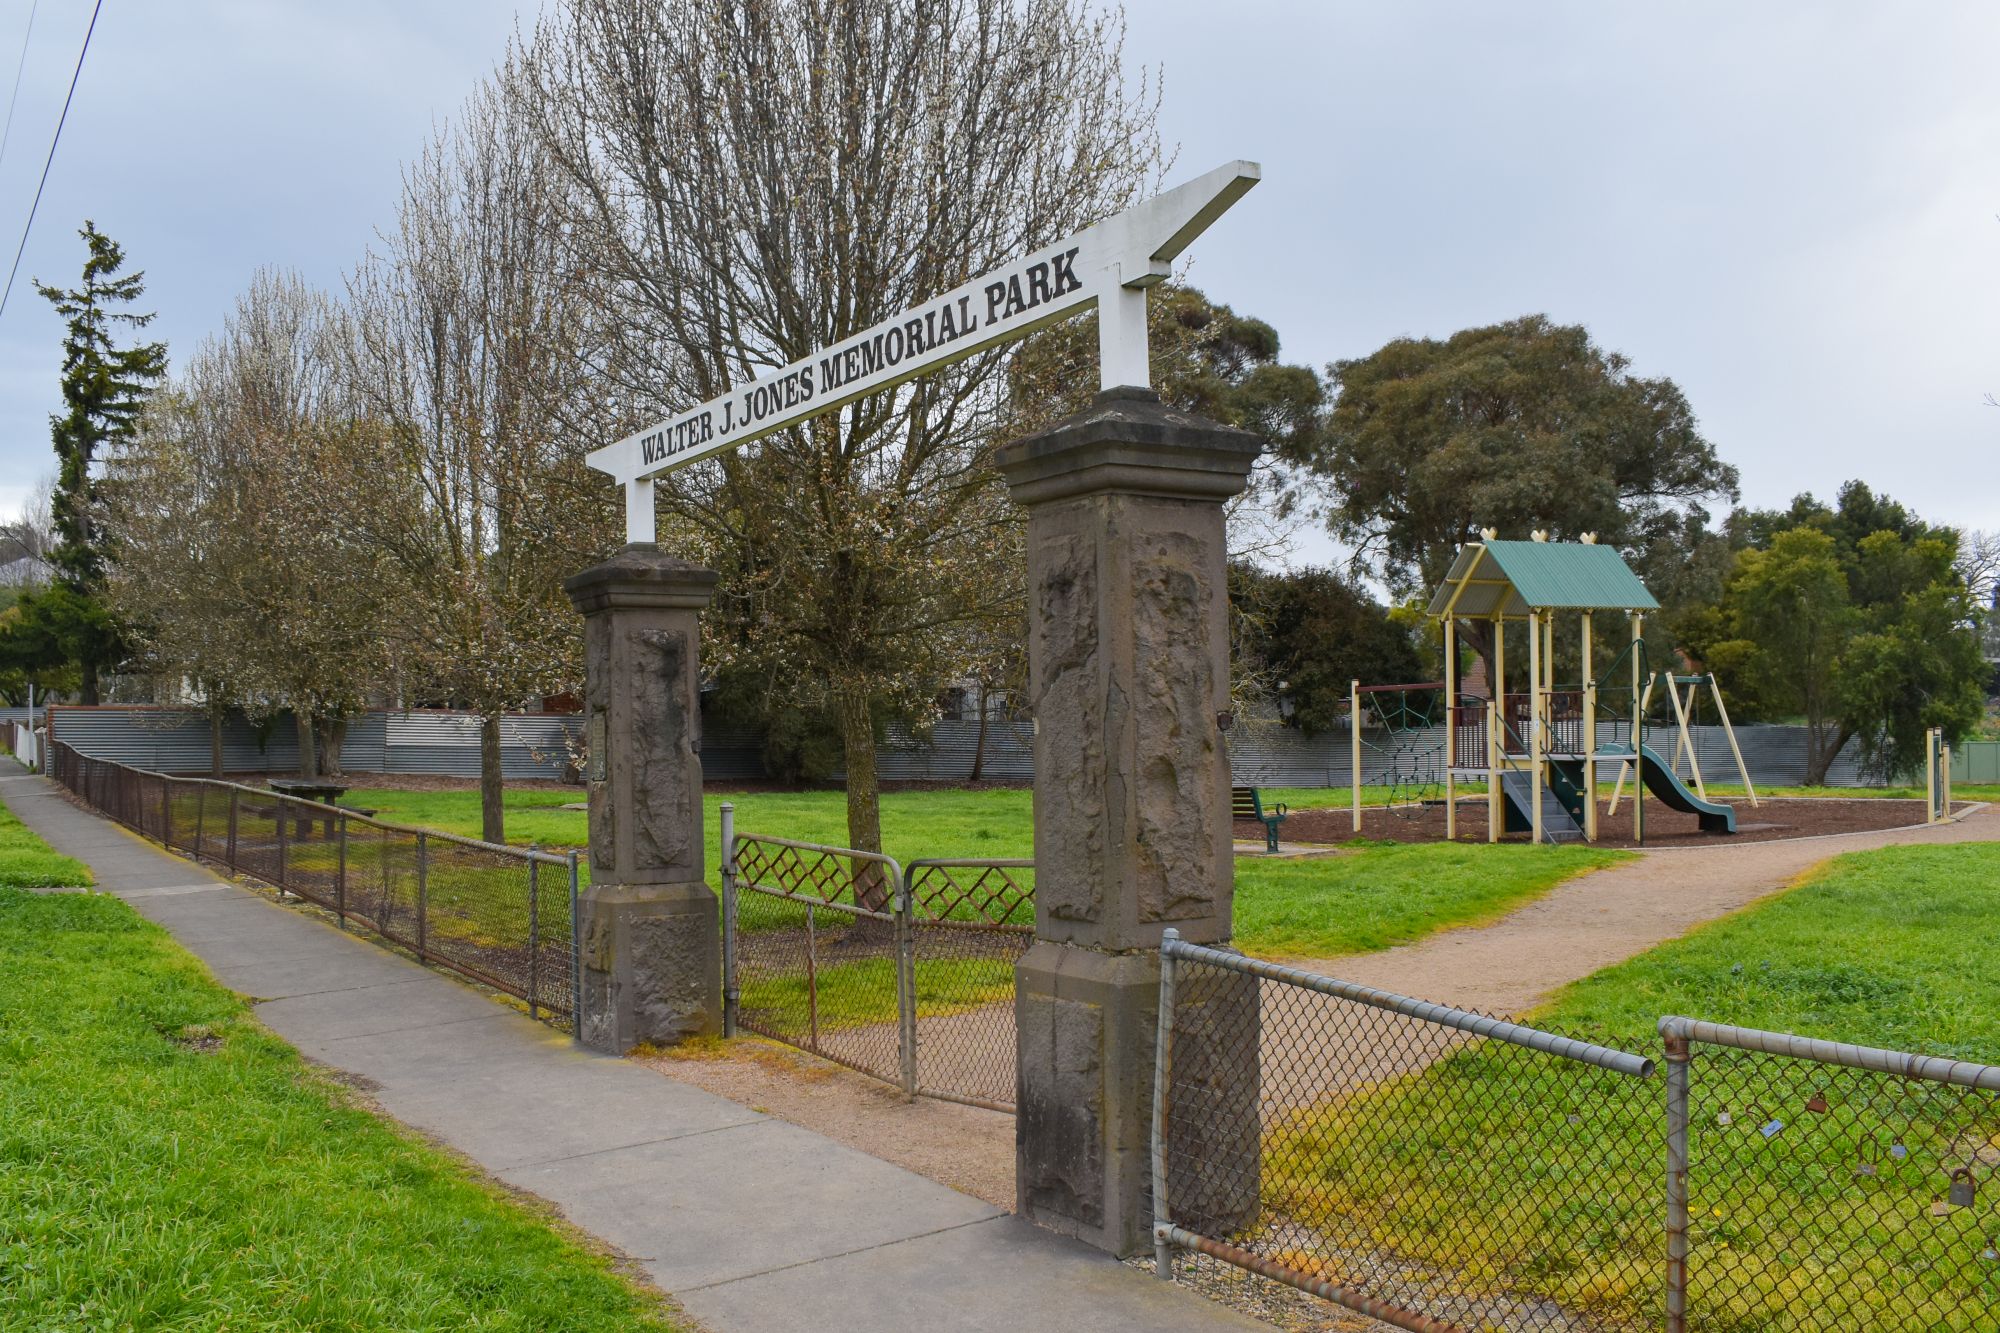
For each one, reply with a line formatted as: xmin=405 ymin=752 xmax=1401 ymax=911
xmin=588 ymin=159 xmax=1262 ymax=543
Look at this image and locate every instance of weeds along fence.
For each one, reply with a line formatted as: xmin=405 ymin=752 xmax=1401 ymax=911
xmin=720 ymin=805 xmax=1033 ymax=1112
xmin=47 ymin=742 xmax=580 ymax=1032
xmin=1153 ymin=932 xmax=2000 ymax=1333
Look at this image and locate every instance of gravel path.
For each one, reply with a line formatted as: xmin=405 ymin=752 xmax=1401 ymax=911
xmin=1275 ymin=801 xmax=1998 ymax=1018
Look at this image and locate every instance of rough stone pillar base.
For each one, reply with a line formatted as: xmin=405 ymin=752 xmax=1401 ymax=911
xmin=577 ymin=881 xmax=721 ymax=1053
xmin=564 ymin=545 xmax=721 ymax=1053
xmin=1014 ymin=941 xmax=1160 ymax=1254
xmin=996 ymin=387 xmax=1263 ymax=1256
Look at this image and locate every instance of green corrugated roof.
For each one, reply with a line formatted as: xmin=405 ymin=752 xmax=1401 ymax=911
xmin=1426 ymin=540 xmax=1660 ymax=618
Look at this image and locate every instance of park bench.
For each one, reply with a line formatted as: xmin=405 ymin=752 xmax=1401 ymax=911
xmin=1231 ymin=785 xmax=1288 ymax=853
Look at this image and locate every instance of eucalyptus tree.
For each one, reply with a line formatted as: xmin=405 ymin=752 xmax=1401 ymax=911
xmin=521 ymin=0 xmax=1165 ymax=865
xmin=345 ymin=65 xmax=610 ymax=843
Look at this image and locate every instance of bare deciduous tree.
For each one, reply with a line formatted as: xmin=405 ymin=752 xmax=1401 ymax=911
xmin=109 ymin=271 xmax=401 ymax=776
xmin=345 ymin=64 xmax=612 ymax=842
xmin=521 ymin=0 xmax=1165 ymax=868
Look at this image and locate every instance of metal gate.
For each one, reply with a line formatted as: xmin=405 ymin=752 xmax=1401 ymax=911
xmin=719 ymin=806 xmax=1033 ymax=1111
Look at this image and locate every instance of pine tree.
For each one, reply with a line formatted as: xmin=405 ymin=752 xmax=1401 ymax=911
xmin=35 ymin=221 xmax=167 ymax=702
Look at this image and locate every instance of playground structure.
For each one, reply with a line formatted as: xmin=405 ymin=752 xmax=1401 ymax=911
xmin=1348 ymin=533 xmax=1762 ymax=845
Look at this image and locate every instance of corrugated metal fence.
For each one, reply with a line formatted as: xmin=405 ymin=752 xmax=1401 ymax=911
xmin=1953 ymin=740 xmax=2000 ymax=785
xmin=39 ymin=703 xmax=1940 ymax=789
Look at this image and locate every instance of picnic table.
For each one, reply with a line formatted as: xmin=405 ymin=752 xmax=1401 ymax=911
xmin=268 ymin=778 xmax=350 ymax=837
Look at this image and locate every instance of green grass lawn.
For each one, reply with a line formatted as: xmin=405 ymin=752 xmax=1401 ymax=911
xmin=1233 ymin=841 xmax=1627 ymax=959
xmin=0 ymin=803 xmax=91 ymax=889
xmin=0 ymin=887 xmax=681 ymax=1331
xmin=346 ymin=784 xmax=1622 ymax=961
xmin=1267 ymin=841 xmax=2000 ymax=1329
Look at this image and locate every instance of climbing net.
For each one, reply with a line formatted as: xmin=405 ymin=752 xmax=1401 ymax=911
xmin=1356 ymin=684 xmax=1447 ymax=818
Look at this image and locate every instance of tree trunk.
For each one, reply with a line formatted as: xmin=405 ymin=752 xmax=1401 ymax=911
xmin=209 ymin=704 xmax=225 ymax=778
xmin=294 ymin=711 xmax=318 ymax=778
xmin=969 ymin=683 xmax=990 ymax=782
xmin=319 ymin=717 xmax=347 ymax=778
xmin=1803 ymin=722 xmax=1854 ymax=787
xmin=80 ymin=658 xmax=100 ymax=706
xmin=480 ymin=711 xmax=505 ymax=845
xmin=835 ymin=681 xmax=890 ymax=916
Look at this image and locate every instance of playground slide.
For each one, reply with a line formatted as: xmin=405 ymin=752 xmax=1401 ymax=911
xmin=1607 ymin=743 xmax=1737 ymax=834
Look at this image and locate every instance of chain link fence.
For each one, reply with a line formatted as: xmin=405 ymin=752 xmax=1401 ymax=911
xmin=720 ymin=807 xmax=1033 ymax=1111
xmin=1663 ymin=1017 xmax=2000 ymax=1333
xmin=47 ymin=741 xmax=580 ymax=1031
xmin=1152 ymin=931 xmax=1659 ymax=1332
xmin=1152 ymin=933 xmax=2000 ymax=1332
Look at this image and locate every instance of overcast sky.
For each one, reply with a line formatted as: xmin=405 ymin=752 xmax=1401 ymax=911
xmin=0 ymin=1 xmax=1994 ymax=561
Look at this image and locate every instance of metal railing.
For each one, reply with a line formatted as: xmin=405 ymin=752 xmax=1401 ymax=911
xmin=1151 ymin=932 xmax=2000 ymax=1332
xmin=719 ymin=806 xmax=1033 ymax=1111
xmin=47 ymin=741 xmax=581 ymax=1032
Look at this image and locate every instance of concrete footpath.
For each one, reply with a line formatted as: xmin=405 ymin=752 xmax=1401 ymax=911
xmin=1 ymin=771 xmax=1254 ymax=1333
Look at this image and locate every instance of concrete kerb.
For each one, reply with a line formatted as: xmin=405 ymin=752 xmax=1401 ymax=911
xmin=3 ymin=774 xmax=1255 ymax=1332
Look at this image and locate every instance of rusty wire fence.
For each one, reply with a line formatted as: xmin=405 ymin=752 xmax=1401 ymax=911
xmin=1153 ymin=931 xmax=1660 ymax=1332
xmin=720 ymin=806 xmax=1033 ymax=1111
xmin=47 ymin=742 xmax=581 ymax=1031
xmin=1152 ymin=933 xmax=2000 ymax=1332
xmin=1662 ymin=1017 xmax=2000 ymax=1333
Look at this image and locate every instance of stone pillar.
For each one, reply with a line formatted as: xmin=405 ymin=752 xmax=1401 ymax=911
xmin=995 ymin=387 xmax=1261 ymax=1256
xmin=563 ymin=546 xmax=721 ymax=1053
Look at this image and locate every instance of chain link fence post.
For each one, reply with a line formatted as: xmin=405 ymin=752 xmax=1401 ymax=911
xmin=896 ymin=864 xmax=917 ymax=1101
xmin=805 ymin=902 xmax=819 ymax=1053
xmin=1662 ymin=1018 xmax=1691 ymax=1333
xmin=719 ymin=803 xmax=737 ymax=1039
xmin=416 ymin=830 xmax=429 ymax=963
xmin=275 ymin=797 xmax=289 ymax=896
xmin=336 ymin=814 xmax=348 ymax=926
xmin=194 ymin=782 xmax=207 ymax=861
xmin=528 ymin=845 xmax=541 ymax=1021
xmin=1152 ymin=928 xmax=1180 ymax=1280
xmin=227 ymin=786 xmax=239 ymax=870
xmin=568 ymin=850 xmax=583 ymax=1042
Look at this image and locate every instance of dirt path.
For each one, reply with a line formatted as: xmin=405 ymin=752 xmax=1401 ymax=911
xmin=1278 ymin=801 xmax=1998 ymax=1018
xmin=641 ymin=804 xmax=1998 ymax=1264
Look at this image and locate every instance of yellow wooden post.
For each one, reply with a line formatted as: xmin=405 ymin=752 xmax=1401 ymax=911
xmin=1444 ymin=617 xmax=1457 ymax=841
xmin=1926 ymin=727 xmax=1939 ymax=824
xmin=1582 ymin=611 xmax=1597 ymax=841
xmin=1665 ymin=673 xmax=1707 ymax=800
xmin=1351 ymin=678 xmax=1362 ymax=834
xmin=1632 ymin=613 xmax=1645 ymax=845
xmin=1707 ymin=674 xmax=1756 ymax=808
xmin=1528 ymin=608 xmax=1544 ymax=844
xmin=1489 ymin=614 xmax=1504 ymax=842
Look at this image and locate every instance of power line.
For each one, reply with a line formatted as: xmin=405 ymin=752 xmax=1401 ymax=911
xmin=0 ymin=0 xmax=101 ymax=323
xmin=0 ymin=0 xmax=40 ymax=173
